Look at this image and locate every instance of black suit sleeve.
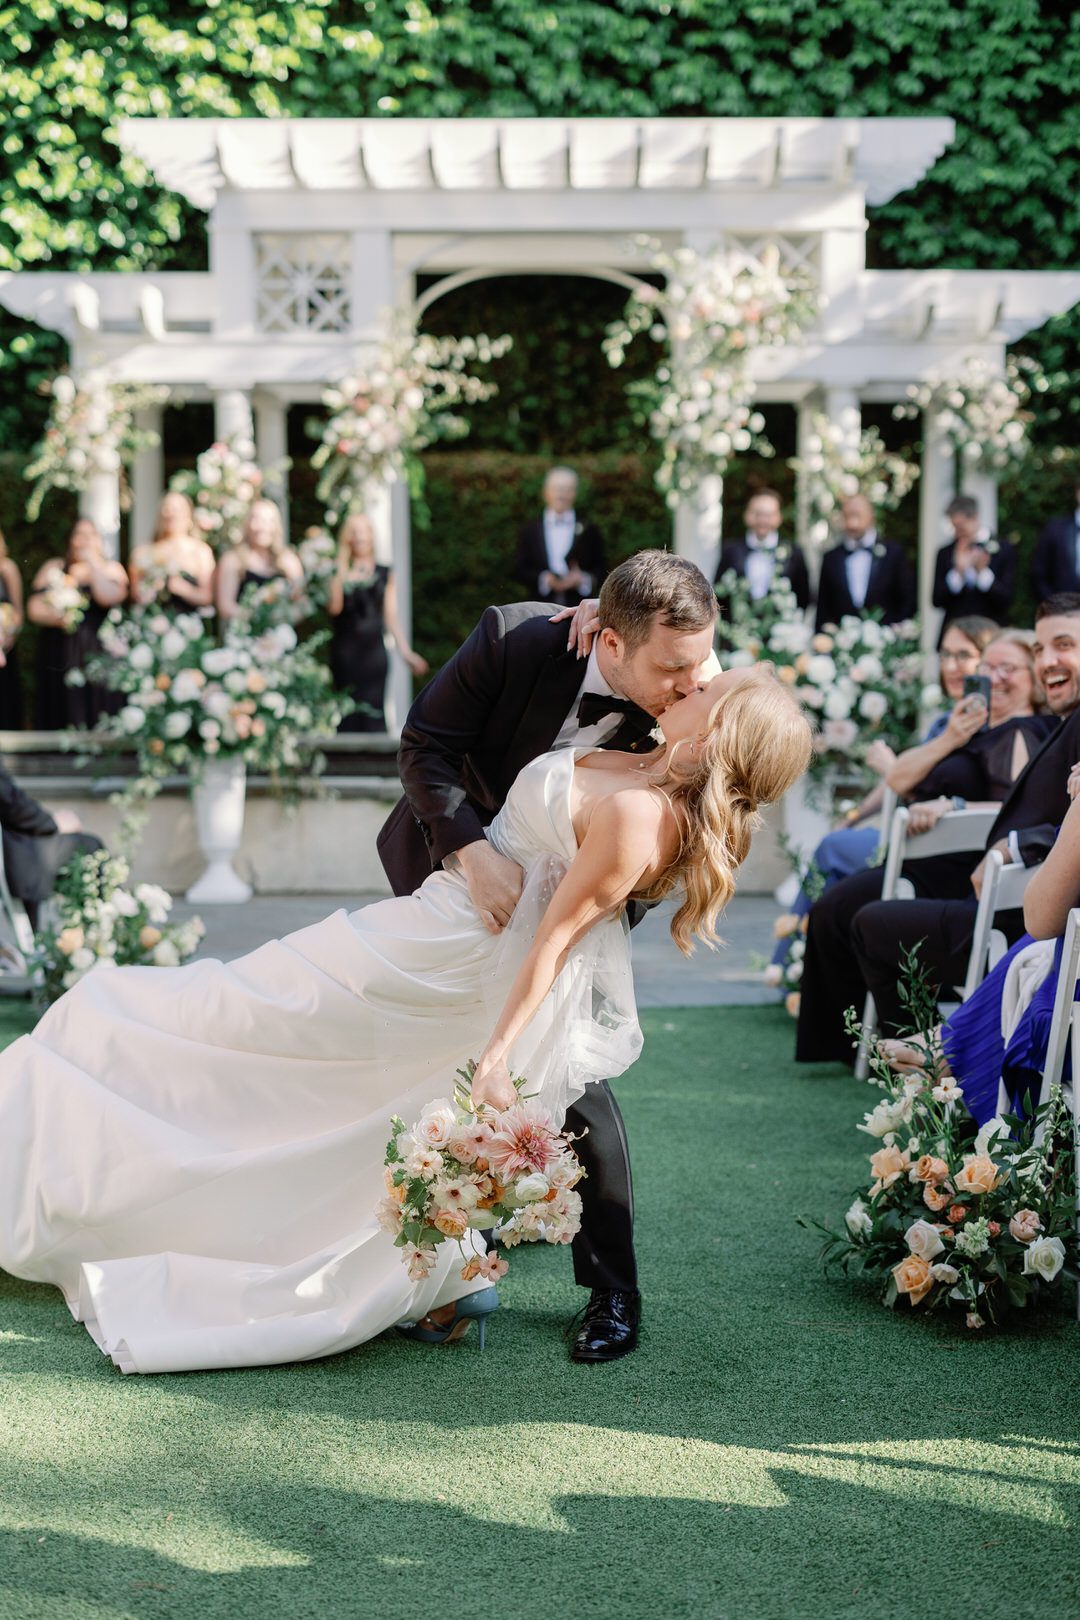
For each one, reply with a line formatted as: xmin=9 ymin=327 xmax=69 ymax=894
xmin=514 ymin=523 xmax=542 ymax=594
xmin=0 ymin=764 xmax=57 ymax=838
xmin=789 ymin=547 xmax=812 ymax=612
xmin=932 ymin=545 xmax=954 ymax=611
xmin=814 ymin=556 xmax=837 ymax=632
xmin=897 ymin=548 xmax=917 ymax=621
xmin=575 ymin=524 xmax=605 ymax=588
xmin=1031 ymin=520 xmax=1063 ymax=606
xmin=1016 ymin=824 xmax=1059 ymax=867
xmin=396 ymin=606 xmax=510 ymax=867
xmin=983 ymin=538 xmax=1017 ymax=621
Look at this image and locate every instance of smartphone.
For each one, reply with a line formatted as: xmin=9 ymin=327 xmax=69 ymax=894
xmin=962 ymin=673 xmax=992 ymax=730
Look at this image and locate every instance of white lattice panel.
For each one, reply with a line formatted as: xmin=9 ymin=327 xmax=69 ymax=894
xmin=717 ymin=232 xmax=822 ymax=283
xmin=255 ymin=233 xmax=351 ymax=333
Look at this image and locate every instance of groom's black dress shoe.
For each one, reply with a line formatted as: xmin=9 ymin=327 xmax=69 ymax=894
xmin=569 ymin=1289 xmax=641 ymax=1363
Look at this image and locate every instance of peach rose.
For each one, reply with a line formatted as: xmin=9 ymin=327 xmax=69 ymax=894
xmin=155 ymin=673 xmax=171 ymax=691
xmin=773 ymin=913 xmax=800 ymax=940
xmin=777 ymin=665 xmax=798 ymax=686
xmin=149 ymin=738 xmax=165 ymax=755
xmin=1009 ymin=1208 xmax=1042 ymax=1244
xmin=433 ymin=1208 xmax=469 ymax=1239
xmin=923 ymin=1183 xmax=952 ymax=1213
xmin=246 ymin=670 xmax=268 ymax=694
xmin=869 ymin=1143 xmax=911 ymax=1195
xmin=56 ymin=926 xmax=85 ymax=957
xmin=954 ymin=1155 xmax=999 ymax=1196
xmin=785 ymin=991 xmax=802 ymax=1019
xmin=139 ymin=925 xmax=162 ymax=949
xmin=893 ymin=1254 xmax=934 ymax=1306
xmin=966 ymin=1312 xmax=985 ymax=1330
xmin=812 ymin=633 xmax=834 ymax=653
xmin=987 ymin=1221 xmax=1001 ymax=1238
xmin=914 ymin=1154 xmax=950 ymax=1185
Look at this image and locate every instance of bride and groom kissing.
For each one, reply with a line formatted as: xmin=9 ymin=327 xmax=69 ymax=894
xmin=0 ymin=550 xmax=811 ymax=1374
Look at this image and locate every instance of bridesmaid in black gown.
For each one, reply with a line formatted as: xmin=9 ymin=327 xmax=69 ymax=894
xmin=28 ymin=519 xmax=128 ymax=730
xmin=214 ymin=498 xmax=304 ymax=622
xmin=128 ymin=491 xmax=216 ymax=615
xmin=0 ymin=528 xmax=25 ymax=729
xmin=328 ymin=513 xmax=428 ymax=732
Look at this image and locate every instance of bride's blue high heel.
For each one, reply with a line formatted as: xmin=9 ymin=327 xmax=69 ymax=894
xmin=396 ymin=1286 xmax=500 ymax=1349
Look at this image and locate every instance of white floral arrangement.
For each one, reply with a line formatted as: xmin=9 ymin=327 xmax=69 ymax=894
xmin=723 ymin=574 xmax=922 ymax=783
xmin=789 ymin=408 xmax=919 ymax=549
xmin=35 ymin=564 xmax=87 ymax=634
xmin=25 ymin=370 xmax=168 ymax=520
xmin=30 ymin=848 xmax=204 ymax=1006
xmin=894 ymin=354 xmax=1048 ymax=472
xmin=169 ymin=437 xmax=289 ymax=553
xmin=604 ymin=240 xmax=818 ymax=508
xmin=310 ymin=312 xmax=512 ymax=522
xmin=762 ymin=911 xmax=809 ymax=1019
xmin=296 ymin=527 xmax=339 ymax=614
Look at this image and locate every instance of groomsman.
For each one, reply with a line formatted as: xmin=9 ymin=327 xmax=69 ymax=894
xmin=1031 ymin=478 xmax=1080 ymax=602
xmin=814 ymin=493 xmax=916 ymax=631
xmin=932 ymin=495 xmax=1015 ymax=631
xmin=714 ymin=488 xmax=812 ymax=615
xmin=515 ymin=466 xmax=606 ymax=608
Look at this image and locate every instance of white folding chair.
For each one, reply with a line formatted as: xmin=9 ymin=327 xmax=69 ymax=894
xmin=854 ymin=804 xmax=999 ymax=1078
xmin=1027 ymin=907 xmax=1080 ymax=1317
xmin=962 ymin=849 xmax=1043 ymax=1001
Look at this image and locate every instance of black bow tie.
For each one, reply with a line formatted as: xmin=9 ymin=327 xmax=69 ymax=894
xmin=577 ymin=692 xmax=650 ymax=730
xmin=845 ymin=537 xmax=874 ymax=553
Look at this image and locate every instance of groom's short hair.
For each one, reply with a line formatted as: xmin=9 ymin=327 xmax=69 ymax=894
xmin=599 ymin=549 xmax=717 ymax=653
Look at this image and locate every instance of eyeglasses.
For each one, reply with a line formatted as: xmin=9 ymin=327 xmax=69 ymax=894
xmin=975 ymin=662 xmax=1026 ymax=682
xmin=939 ymin=648 xmax=979 ymax=665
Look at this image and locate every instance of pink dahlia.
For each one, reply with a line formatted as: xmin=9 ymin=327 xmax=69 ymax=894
xmin=485 ymin=1101 xmax=560 ymax=1179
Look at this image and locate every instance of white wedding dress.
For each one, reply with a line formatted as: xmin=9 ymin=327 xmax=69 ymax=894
xmin=0 ymin=749 xmax=641 ymax=1374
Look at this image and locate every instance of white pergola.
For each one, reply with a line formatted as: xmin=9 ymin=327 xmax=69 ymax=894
xmin=3 ymin=115 xmax=1079 ymax=718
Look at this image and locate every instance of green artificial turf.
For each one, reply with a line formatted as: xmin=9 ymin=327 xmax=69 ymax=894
xmin=1 ymin=1005 xmax=1078 ymax=1620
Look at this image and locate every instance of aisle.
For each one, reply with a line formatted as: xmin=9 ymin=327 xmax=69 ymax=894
xmin=1 ymin=1007 xmax=1078 ymax=1620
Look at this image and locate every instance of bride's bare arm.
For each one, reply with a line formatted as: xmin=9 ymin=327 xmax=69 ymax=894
xmin=470 ymin=790 xmax=670 ymax=1108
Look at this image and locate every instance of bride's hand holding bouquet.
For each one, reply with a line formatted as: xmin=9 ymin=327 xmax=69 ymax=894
xmin=469 ymin=1048 xmax=517 ymax=1112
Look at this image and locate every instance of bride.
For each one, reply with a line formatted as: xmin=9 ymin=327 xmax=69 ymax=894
xmin=0 ymin=665 xmax=810 ymax=1373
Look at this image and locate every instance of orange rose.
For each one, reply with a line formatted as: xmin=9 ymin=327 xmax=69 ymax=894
xmin=893 ymin=1254 xmax=934 ymax=1306
xmin=914 ymin=1155 xmax=950 ymax=1185
xmin=947 ymin=1204 xmax=968 ymax=1225
xmin=954 ymin=1155 xmax=999 ymax=1195
xmin=869 ymin=1143 xmax=911 ymax=1195
xmin=923 ymin=1183 xmax=951 ymax=1213
xmin=155 ymin=673 xmax=171 ymax=691
xmin=149 ymin=738 xmax=165 ymax=755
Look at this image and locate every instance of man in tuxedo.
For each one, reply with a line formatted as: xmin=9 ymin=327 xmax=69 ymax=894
xmin=715 ymin=487 xmax=812 ymax=616
xmin=814 ymin=494 xmax=916 ymax=632
xmin=515 ymin=466 xmax=605 ymax=608
xmin=1031 ymin=479 xmax=1080 ymax=602
xmin=378 ymin=550 xmax=719 ymax=1362
xmin=795 ymin=594 xmax=1080 ymax=1064
xmin=932 ymin=495 xmax=1016 ymax=630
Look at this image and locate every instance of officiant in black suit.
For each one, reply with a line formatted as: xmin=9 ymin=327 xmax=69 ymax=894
xmin=932 ymin=494 xmax=1015 ymax=632
xmin=814 ymin=493 xmax=916 ymax=631
xmin=378 ymin=551 xmax=719 ymax=1364
xmin=514 ymin=466 xmax=606 ymax=608
xmin=1031 ymin=479 xmax=1080 ymax=602
xmin=715 ymin=488 xmax=812 ymax=616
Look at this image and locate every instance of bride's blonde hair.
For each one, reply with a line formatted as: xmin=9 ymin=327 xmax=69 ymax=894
xmin=640 ymin=666 xmax=813 ymax=954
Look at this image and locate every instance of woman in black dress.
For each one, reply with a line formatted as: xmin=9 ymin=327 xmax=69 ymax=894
xmin=328 ymin=513 xmax=428 ymax=732
xmin=28 ymin=519 xmax=128 ymax=730
xmin=0 ymin=528 xmax=25 ymax=729
xmin=214 ymin=498 xmax=304 ymax=621
xmin=128 ymin=491 xmax=216 ymax=614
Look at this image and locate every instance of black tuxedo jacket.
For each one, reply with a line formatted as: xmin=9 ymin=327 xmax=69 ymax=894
xmin=1031 ymin=514 xmax=1080 ymax=604
xmin=814 ymin=540 xmax=916 ymax=632
xmin=377 ymin=603 xmax=653 ymax=897
xmin=931 ymin=536 xmax=1016 ymax=627
xmin=514 ymin=517 xmax=605 ymax=608
xmin=715 ymin=537 xmax=812 ymax=614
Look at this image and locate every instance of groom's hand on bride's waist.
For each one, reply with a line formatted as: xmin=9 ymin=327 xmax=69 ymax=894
xmin=456 ymin=842 xmax=524 ymax=934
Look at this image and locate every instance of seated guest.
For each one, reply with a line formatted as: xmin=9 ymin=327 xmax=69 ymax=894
xmin=795 ymin=595 xmax=1080 ymax=1065
xmin=515 ymin=466 xmax=605 ymax=608
xmin=214 ymin=499 xmax=304 ymax=621
xmin=715 ymin=488 xmax=811 ymax=617
xmin=329 ymin=512 xmax=428 ymax=733
xmin=0 ymin=527 xmax=25 ymax=730
xmin=814 ymin=494 xmax=915 ymax=631
xmin=0 ymin=648 xmax=102 ymax=933
xmin=932 ymin=495 xmax=1016 ymax=634
xmin=1031 ymin=478 xmax=1080 ymax=602
xmin=129 ymin=491 xmax=216 ymax=613
xmin=28 ymin=518 xmax=128 ymax=730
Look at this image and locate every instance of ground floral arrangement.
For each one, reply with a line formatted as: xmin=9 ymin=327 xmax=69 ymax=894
xmin=30 ymin=848 xmax=204 ymax=1007
xmin=380 ymin=1063 xmax=585 ymax=1284
xmin=717 ymin=572 xmax=923 ymax=786
xmin=78 ymin=587 xmax=351 ymax=790
xmin=801 ymin=954 xmax=1078 ymax=1329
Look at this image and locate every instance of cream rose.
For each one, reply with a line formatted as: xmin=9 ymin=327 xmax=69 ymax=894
xmin=904 ymin=1219 xmax=945 ymax=1261
xmin=512 ymin=1173 xmax=550 ymax=1205
xmin=415 ymin=1100 xmax=456 ymax=1150
xmin=1022 ymin=1235 xmax=1066 ymax=1283
xmin=845 ymin=1199 xmax=872 ymax=1237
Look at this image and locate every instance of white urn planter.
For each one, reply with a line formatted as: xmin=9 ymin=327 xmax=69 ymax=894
xmin=186 ymin=757 xmax=253 ymax=904
xmin=775 ymin=770 xmax=835 ymax=907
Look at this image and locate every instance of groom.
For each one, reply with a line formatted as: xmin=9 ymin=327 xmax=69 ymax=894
xmin=378 ymin=549 xmax=719 ymax=1362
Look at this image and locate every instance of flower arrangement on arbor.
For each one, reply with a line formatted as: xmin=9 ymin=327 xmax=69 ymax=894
xmin=801 ymin=951 xmax=1077 ymax=1329
xmin=25 ymin=370 xmax=168 ymax=520
xmin=894 ymin=354 xmax=1048 ymax=472
xmin=789 ymin=408 xmax=919 ymax=550
xmin=169 ymin=437 xmax=289 ymax=552
xmin=310 ymin=313 xmax=512 ymax=522
xmin=603 ymin=240 xmax=818 ymax=508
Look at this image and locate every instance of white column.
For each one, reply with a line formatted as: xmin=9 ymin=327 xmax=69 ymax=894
xmin=214 ymin=388 xmax=254 ymax=449
xmin=255 ymin=392 xmax=289 ymax=536
xmin=385 ymin=480 xmax=412 ymax=734
xmin=795 ymin=394 xmax=819 ymax=584
xmin=131 ymin=404 xmax=165 ymax=556
xmin=960 ymin=468 xmax=999 ymax=537
xmin=80 ymin=388 xmax=121 ymax=561
xmin=674 ymin=477 xmax=722 ymax=577
xmin=918 ymin=410 xmax=957 ymax=657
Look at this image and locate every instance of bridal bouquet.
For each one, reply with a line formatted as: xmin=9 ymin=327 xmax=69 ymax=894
xmin=30 ymin=847 xmax=204 ymax=1006
xmin=380 ymin=1062 xmax=585 ymax=1283
xmin=801 ymin=953 xmax=1077 ymax=1329
xmin=36 ymin=566 xmax=87 ymax=634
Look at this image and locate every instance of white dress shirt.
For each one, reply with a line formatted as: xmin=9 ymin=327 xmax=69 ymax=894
xmin=844 ymin=529 xmax=878 ymax=609
xmin=538 ymin=508 xmax=593 ymax=598
xmin=551 ymin=645 xmax=624 ymax=751
xmin=745 ymin=531 xmax=780 ymax=600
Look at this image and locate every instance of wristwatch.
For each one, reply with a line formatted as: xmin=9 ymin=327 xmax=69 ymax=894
xmin=951 ymin=795 xmax=967 ymax=811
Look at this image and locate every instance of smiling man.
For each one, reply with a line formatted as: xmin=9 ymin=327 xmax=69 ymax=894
xmin=796 ymin=593 xmax=1080 ymax=1063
